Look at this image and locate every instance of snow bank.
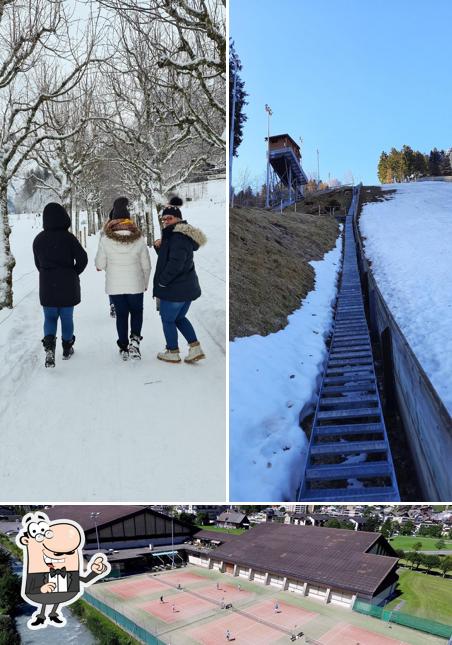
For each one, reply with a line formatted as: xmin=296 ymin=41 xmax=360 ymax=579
xmin=229 ymin=230 xmax=343 ymax=501
xmin=0 ymin=179 xmax=226 ymax=502
xmin=360 ymin=181 xmax=452 ymax=416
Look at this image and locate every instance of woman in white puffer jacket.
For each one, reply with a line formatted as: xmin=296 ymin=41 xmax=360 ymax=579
xmin=95 ymin=202 xmax=151 ymax=360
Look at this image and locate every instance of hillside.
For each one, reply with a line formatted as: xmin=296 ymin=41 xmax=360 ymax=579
xmin=229 ymin=192 xmax=349 ymax=339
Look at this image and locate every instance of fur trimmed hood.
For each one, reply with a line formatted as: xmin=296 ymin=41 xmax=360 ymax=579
xmin=104 ymin=219 xmax=142 ymax=244
xmin=173 ymin=222 xmax=207 ymax=249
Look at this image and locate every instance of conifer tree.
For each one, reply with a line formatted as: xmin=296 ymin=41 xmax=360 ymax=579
xmin=438 ymin=149 xmax=452 ymax=175
xmin=413 ymin=151 xmax=428 ymax=178
xmin=229 ymin=40 xmax=248 ymax=157
xmin=428 ymin=148 xmax=442 ymax=175
xmin=377 ymin=152 xmax=390 ymax=183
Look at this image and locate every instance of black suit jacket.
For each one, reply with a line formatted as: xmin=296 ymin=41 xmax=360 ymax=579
xmin=25 ymin=569 xmax=97 ymax=595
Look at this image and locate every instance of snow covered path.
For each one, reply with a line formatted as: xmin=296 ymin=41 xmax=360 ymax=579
xmin=0 ymin=180 xmax=226 ymax=502
xmin=360 ymin=181 xmax=452 ymax=416
xmin=229 ymin=232 xmax=343 ymax=502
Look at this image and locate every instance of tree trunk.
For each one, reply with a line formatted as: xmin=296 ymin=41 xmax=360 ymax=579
xmin=75 ymin=201 xmax=80 ymax=239
xmin=0 ymin=181 xmax=16 ymax=309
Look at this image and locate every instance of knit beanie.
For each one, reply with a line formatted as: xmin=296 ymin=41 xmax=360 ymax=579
xmin=161 ymin=196 xmax=183 ymax=219
xmin=111 ymin=196 xmax=130 ymax=219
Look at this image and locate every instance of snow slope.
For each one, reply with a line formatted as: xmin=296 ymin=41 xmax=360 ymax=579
xmin=0 ymin=179 xmax=226 ymax=502
xmin=230 ymin=232 xmax=343 ymax=502
xmin=360 ymin=182 xmax=452 ymax=415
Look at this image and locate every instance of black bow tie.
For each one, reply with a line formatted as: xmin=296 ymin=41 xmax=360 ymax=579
xmin=49 ymin=567 xmax=67 ymax=578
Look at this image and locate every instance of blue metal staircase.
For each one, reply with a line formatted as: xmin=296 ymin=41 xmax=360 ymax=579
xmin=269 ymin=146 xmax=307 ymax=208
xmin=298 ymin=186 xmax=400 ymax=502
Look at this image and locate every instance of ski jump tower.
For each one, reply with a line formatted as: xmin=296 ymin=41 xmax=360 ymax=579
xmin=267 ymin=134 xmax=308 ymax=209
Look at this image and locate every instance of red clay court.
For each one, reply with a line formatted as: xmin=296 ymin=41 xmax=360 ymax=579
xmin=140 ymin=594 xmax=215 ymax=623
xmin=319 ymin=623 xmax=410 ymax=645
xmin=195 ymin=582 xmax=252 ymax=603
xmin=158 ymin=570 xmax=207 ymax=586
xmin=246 ymin=599 xmax=317 ymax=631
xmin=186 ymin=611 xmax=290 ymax=645
xmin=108 ymin=576 xmax=169 ymax=599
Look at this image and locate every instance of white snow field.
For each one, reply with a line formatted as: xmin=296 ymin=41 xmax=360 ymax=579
xmin=230 ymin=232 xmax=343 ymax=502
xmin=360 ymin=181 xmax=452 ymax=416
xmin=0 ymin=179 xmax=226 ymax=501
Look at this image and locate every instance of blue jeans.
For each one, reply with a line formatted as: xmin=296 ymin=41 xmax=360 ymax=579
xmin=110 ymin=293 xmax=144 ymax=348
xmin=43 ymin=307 xmax=74 ymax=341
xmin=159 ymin=300 xmax=197 ymax=350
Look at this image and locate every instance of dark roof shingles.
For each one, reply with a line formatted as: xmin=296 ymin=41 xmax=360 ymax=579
xmin=211 ymin=524 xmax=397 ymax=597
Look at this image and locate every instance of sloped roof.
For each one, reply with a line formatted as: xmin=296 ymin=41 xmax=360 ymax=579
xmin=43 ymin=506 xmax=193 ymax=533
xmin=217 ymin=511 xmax=248 ymax=524
xmin=210 ymin=523 xmax=398 ymax=597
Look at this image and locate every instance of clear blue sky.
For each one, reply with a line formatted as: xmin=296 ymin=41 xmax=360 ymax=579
xmin=230 ymin=0 xmax=452 ymax=188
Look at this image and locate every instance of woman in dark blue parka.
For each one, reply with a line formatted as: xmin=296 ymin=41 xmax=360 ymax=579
xmin=153 ymin=197 xmax=207 ymax=363
xmin=33 ymin=202 xmax=88 ymax=367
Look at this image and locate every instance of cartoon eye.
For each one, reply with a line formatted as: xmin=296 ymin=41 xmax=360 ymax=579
xmin=37 ymin=521 xmax=50 ymax=534
xmin=45 ymin=529 xmax=53 ymax=539
xmin=35 ymin=533 xmax=45 ymax=542
xmin=28 ymin=522 xmax=39 ymax=537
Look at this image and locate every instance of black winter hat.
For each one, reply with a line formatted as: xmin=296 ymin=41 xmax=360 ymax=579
xmin=162 ymin=196 xmax=183 ymax=219
xmin=110 ymin=196 xmax=130 ymax=220
xmin=42 ymin=202 xmax=71 ymax=231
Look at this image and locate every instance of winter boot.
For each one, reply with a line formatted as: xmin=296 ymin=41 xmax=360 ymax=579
xmin=117 ymin=340 xmax=129 ymax=361
xmin=110 ymin=303 xmax=116 ymax=318
xmin=184 ymin=341 xmax=205 ymax=363
xmin=62 ymin=335 xmax=75 ymax=360
xmin=42 ymin=335 xmax=56 ymax=368
xmin=157 ymin=348 xmax=181 ymax=363
xmin=128 ymin=333 xmax=142 ymax=360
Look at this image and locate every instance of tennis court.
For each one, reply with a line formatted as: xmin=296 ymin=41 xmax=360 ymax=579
xmin=319 ymin=622 xmax=410 ymax=645
xmin=140 ymin=594 xmax=215 ymax=623
xmin=109 ymin=577 xmax=170 ymax=599
xmin=186 ymin=611 xmax=293 ymax=644
xmin=88 ymin=565 xmax=448 ymax=645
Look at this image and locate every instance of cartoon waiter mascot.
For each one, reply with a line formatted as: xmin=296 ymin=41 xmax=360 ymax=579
xmin=16 ymin=511 xmax=111 ymax=629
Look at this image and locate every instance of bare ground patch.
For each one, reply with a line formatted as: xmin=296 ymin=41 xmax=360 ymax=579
xmin=229 ymin=197 xmax=346 ymax=339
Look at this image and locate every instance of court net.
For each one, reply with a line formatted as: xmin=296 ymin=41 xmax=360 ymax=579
xmin=152 ymin=574 xmax=304 ymax=639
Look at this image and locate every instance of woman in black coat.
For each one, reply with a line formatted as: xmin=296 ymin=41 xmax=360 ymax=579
xmin=33 ymin=202 xmax=88 ymax=367
xmin=153 ymin=197 xmax=207 ymax=363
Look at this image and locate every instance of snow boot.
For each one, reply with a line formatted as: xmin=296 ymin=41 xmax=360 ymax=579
xmin=157 ymin=348 xmax=181 ymax=363
xmin=110 ymin=303 xmax=116 ymax=318
xmin=184 ymin=341 xmax=205 ymax=363
xmin=128 ymin=333 xmax=142 ymax=360
xmin=62 ymin=335 xmax=75 ymax=360
xmin=42 ymin=335 xmax=56 ymax=368
xmin=117 ymin=340 xmax=129 ymax=361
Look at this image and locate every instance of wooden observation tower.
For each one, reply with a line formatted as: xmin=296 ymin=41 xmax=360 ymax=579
xmin=267 ymin=134 xmax=308 ymax=209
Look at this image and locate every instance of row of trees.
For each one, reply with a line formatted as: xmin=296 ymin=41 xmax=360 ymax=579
xmin=377 ymin=145 xmax=452 ymax=183
xmin=381 ymin=518 xmax=451 ymax=539
xmin=396 ymin=549 xmax=452 ymax=576
xmin=0 ymin=0 xmax=226 ymax=309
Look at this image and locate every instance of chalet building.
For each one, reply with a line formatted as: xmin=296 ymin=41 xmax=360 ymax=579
xmin=187 ymin=524 xmax=398 ymax=609
xmin=45 ymin=506 xmax=196 ymax=577
xmin=186 ymin=505 xmax=227 ymax=521
xmin=286 ymin=512 xmax=366 ymax=531
xmin=216 ymin=510 xmax=249 ymax=529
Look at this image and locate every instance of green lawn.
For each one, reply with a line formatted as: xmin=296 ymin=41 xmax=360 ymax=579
xmin=386 ymin=569 xmax=452 ymax=623
xmin=389 ymin=536 xmax=452 ymax=551
xmin=196 ymin=525 xmax=247 ymax=535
